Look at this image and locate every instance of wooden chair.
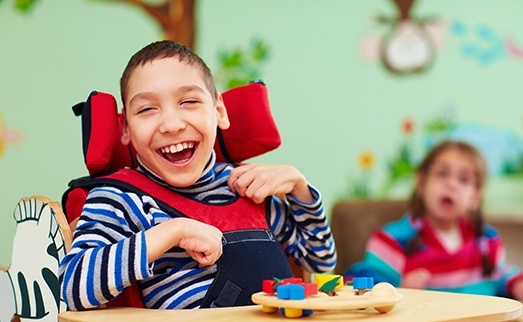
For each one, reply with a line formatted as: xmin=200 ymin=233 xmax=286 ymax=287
xmin=0 ymin=196 xmax=72 ymax=322
xmin=330 ymin=199 xmax=408 ymax=275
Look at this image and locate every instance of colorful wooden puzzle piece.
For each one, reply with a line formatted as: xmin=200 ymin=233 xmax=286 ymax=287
xmin=252 ymin=275 xmax=401 ymax=318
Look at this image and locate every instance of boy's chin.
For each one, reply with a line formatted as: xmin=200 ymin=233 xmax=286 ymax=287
xmin=161 ymin=169 xmax=201 ymax=188
xmin=164 ymin=176 xmax=199 ymax=188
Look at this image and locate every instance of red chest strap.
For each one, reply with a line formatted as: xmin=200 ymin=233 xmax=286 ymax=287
xmin=100 ymin=169 xmax=270 ymax=232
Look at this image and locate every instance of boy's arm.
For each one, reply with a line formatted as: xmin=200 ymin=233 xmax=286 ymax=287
xmin=59 ymin=187 xmax=153 ymax=310
xmin=60 ymin=187 xmax=224 ymax=311
xmin=144 ymin=216 xmax=222 ymax=267
xmin=228 ymin=163 xmax=336 ymax=273
xmin=268 ymin=180 xmax=337 ymax=273
xmin=269 ymin=185 xmax=337 ymax=273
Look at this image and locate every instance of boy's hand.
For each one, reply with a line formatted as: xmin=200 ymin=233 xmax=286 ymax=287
xmin=228 ymin=163 xmax=313 ymax=204
xmin=401 ymin=268 xmax=431 ymax=289
xmin=176 ymin=218 xmax=223 ymax=267
xmin=146 ymin=218 xmax=223 ymax=267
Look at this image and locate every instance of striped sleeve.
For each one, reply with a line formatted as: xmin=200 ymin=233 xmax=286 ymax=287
xmin=270 ymin=183 xmax=337 ymax=273
xmin=59 ymin=187 xmax=153 ymax=310
xmin=483 ymin=225 xmax=523 ymax=297
xmin=344 ymin=215 xmax=415 ymax=286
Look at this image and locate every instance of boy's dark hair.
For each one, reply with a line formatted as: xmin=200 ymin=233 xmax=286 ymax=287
xmin=120 ymin=40 xmax=217 ymax=105
xmin=406 ymin=140 xmax=494 ymax=276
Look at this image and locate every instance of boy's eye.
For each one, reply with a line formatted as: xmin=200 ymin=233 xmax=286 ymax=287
xmin=181 ymin=99 xmax=199 ymax=105
xmin=137 ymin=106 xmax=155 ymax=114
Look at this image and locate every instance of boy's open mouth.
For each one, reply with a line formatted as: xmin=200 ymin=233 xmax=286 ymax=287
xmin=159 ymin=142 xmax=196 ymax=164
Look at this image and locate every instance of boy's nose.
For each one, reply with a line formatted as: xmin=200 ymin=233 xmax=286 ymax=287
xmin=159 ymin=109 xmax=186 ymax=133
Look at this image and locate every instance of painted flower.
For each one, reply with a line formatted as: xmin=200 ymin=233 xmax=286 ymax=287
xmin=0 ymin=113 xmax=5 ymax=157
xmin=358 ymin=151 xmax=375 ymax=170
xmin=0 ymin=111 xmax=22 ymax=158
xmin=402 ymin=118 xmax=415 ymax=134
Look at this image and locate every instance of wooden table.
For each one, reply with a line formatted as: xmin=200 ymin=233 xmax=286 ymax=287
xmin=58 ymin=288 xmax=522 ymax=322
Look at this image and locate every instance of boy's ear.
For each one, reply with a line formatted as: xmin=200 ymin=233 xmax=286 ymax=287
xmin=121 ymin=110 xmax=131 ymax=146
xmin=215 ymin=93 xmax=230 ymax=130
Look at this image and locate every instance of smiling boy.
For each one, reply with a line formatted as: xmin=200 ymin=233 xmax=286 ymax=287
xmin=60 ymin=40 xmax=337 ymax=310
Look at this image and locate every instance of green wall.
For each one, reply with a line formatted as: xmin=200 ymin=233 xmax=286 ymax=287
xmin=1 ymin=0 xmax=523 ymax=266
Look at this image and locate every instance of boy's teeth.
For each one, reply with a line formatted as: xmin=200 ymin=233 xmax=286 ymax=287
xmin=162 ymin=142 xmax=194 ymax=154
xmin=170 ymin=144 xmax=182 ymax=153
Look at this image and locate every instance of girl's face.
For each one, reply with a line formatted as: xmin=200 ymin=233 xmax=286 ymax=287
xmin=416 ymin=148 xmax=482 ymax=230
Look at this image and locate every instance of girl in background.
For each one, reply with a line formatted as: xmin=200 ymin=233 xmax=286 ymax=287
xmin=345 ymin=140 xmax=523 ymax=300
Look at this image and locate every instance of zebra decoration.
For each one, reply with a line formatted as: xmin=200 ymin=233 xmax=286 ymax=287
xmin=0 ymin=197 xmax=71 ymax=322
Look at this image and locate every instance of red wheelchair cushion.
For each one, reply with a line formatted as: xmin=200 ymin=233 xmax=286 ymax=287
xmin=216 ymin=82 xmax=281 ymax=163
xmin=74 ymin=82 xmax=280 ymax=176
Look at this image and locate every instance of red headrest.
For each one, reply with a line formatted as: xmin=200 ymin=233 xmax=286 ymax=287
xmin=72 ymin=82 xmax=281 ymax=176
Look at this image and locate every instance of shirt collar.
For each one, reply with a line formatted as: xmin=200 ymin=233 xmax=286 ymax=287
xmin=136 ymin=151 xmax=217 ymax=190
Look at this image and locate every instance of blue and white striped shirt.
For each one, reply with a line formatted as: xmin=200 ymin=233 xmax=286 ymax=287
xmin=60 ymin=154 xmax=337 ymax=310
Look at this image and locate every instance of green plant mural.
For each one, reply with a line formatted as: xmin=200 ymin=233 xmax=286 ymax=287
xmin=213 ymin=38 xmax=270 ymax=91
xmin=341 ymin=106 xmax=523 ymax=201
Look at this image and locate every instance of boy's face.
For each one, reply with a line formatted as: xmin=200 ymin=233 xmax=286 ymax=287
xmin=121 ymin=57 xmax=229 ymax=187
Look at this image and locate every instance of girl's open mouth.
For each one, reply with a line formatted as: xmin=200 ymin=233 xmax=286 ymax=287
xmin=440 ymin=196 xmax=454 ymax=209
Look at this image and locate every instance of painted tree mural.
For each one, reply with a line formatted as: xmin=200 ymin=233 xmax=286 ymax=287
xmin=5 ymin=0 xmax=197 ymax=48
xmin=4 ymin=0 xmax=271 ymax=90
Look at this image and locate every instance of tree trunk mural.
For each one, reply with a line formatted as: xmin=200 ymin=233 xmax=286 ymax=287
xmin=114 ymin=0 xmax=196 ymax=48
xmin=9 ymin=0 xmax=197 ymax=49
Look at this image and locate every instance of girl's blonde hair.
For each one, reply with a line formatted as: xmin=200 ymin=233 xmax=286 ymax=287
xmin=406 ymin=140 xmax=493 ymax=276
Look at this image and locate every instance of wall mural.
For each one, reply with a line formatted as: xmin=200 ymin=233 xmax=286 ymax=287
xmin=359 ymin=0 xmax=448 ymax=75
xmin=451 ymin=20 xmax=523 ymax=66
xmin=341 ymin=106 xmax=523 ymax=213
xmin=359 ymin=1 xmax=523 ymax=72
xmin=6 ymin=0 xmax=197 ymax=48
xmin=0 ymin=110 xmax=21 ymax=159
xmin=345 ymin=1 xmax=523 ymax=214
xmin=213 ymin=39 xmax=271 ymax=91
xmin=4 ymin=0 xmax=270 ymax=91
